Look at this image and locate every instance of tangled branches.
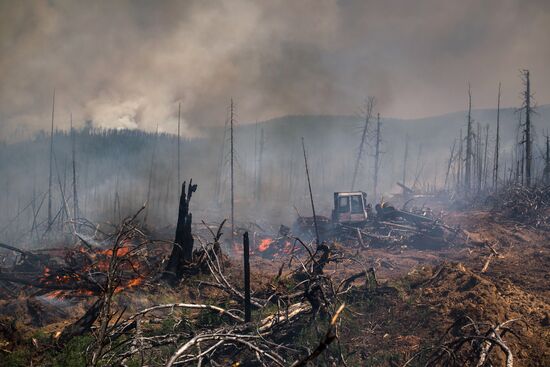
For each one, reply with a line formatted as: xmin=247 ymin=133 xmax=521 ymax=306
xmin=404 ymin=317 xmax=519 ymax=367
xmin=485 ymin=184 xmax=550 ymax=228
xmin=84 ymin=216 xmax=356 ymax=366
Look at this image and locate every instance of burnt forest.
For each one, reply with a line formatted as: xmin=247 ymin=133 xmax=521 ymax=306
xmin=0 ymin=1 xmax=549 ymax=366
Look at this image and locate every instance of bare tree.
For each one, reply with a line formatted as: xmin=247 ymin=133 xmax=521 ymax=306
xmin=493 ymin=82 xmax=501 ymax=190
xmin=70 ymin=113 xmax=79 ymax=222
xmin=465 ymin=84 xmax=473 ymax=193
xmin=47 ymin=89 xmax=56 ymax=228
xmin=545 ymin=133 xmax=550 ymax=184
xmin=402 ymin=133 xmax=409 ymax=193
xmin=482 ymin=124 xmax=490 ymax=190
xmin=373 ymin=113 xmax=382 ymax=200
xmin=177 ymin=102 xmax=181 ymax=186
xmin=230 ymin=99 xmax=235 ymax=247
xmin=520 ymin=70 xmax=533 ymax=187
xmin=351 ymin=97 xmax=375 ymax=191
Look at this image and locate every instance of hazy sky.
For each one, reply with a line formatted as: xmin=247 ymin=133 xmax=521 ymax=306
xmin=1 ymin=0 xmax=549 ymax=138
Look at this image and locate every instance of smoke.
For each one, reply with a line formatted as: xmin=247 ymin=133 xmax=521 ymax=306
xmin=1 ymin=0 xmax=550 ymax=139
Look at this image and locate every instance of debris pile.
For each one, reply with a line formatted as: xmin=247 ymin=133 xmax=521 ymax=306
xmin=486 ymin=184 xmax=550 ymax=228
xmin=293 ymin=202 xmax=466 ymax=251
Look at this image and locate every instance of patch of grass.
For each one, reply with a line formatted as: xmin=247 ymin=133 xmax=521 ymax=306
xmin=0 ymin=349 xmax=31 ymax=367
xmin=50 ymin=335 xmax=92 ymax=367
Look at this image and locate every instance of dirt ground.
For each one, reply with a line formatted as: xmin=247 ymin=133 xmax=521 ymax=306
xmin=1 ymin=209 xmax=548 ymax=366
xmin=246 ymin=209 xmax=550 ymax=366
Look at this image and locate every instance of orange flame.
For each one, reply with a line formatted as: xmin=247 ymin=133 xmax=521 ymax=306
xmin=258 ymin=238 xmax=272 ymax=252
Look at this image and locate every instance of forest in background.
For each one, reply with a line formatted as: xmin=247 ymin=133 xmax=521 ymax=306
xmin=1 ymin=102 xmax=549 ymax=247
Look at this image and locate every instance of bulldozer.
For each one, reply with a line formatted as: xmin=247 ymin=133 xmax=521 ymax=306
xmin=331 ymin=191 xmax=372 ymax=224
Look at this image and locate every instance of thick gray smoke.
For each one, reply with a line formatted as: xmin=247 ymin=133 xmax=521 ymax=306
xmin=1 ymin=0 xmax=550 ymax=139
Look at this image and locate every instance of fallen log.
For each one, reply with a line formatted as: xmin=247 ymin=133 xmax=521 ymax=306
xmin=0 ymin=274 xmax=101 ymax=292
xmin=58 ymin=298 xmax=104 ymax=345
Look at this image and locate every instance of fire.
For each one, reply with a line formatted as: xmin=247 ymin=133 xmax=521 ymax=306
xmin=125 ymin=277 xmax=144 ymax=288
xmin=45 ymin=290 xmax=65 ymax=299
xmin=258 ymin=238 xmax=273 ymax=252
xmin=99 ymin=246 xmax=131 ymax=257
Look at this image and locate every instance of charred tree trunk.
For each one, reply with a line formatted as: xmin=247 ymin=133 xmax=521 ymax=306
xmin=302 ymin=138 xmax=320 ymax=247
xmin=230 ymin=99 xmax=235 ymax=247
xmin=177 ymin=102 xmax=181 ymax=187
xmin=71 ymin=114 xmax=79 ymax=222
xmin=373 ymin=113 xmax=382 ymax=200
xmin=351 ymin=97 xmax=375 ymax=190
xmin=59 ymin=298 xmax=104 ymax=345
xmin=457 ymin=129 xmax=463 ymax=193
xmin=256 ymin=127 xmax=264 ymax=203
xmin=465 ymin=84 xmax=473 ymax=193
xmin=161 ymin=180 xmax=197 ymax=286
xmin=493 ymin=82 xmax=501 ymax=190
xmin=483 ymin=124 xmax=489 ymax=190
xmin=402 ymin=133 xmax=409 ymax=195
xmin=47 ymin=89 xmax=56 ymax=229
xmin=444 ymin=139 xmax=456 ymax=190
xmin=522 ymin=70 xmax=533 ymax=187
xmin=243 ymin=232 xmax=251 ymax=323
xmin=477 ymin=123 xmax=482 ymax=193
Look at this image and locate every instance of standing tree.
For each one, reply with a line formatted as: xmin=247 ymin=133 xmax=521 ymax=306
xmin=47 ymin=89 xmax=56 ymax=229
xmin=230 ymin=99 xmax=235 ymax=247
xmin=493 ymin=82 xmax=501 ymax=190
xmin=545 ymin=134 xmax=550 ymax=184
xmin=351 ymin=97 xmax=375 ymax=191
xmin=373 ymin=113 xmax=382 ymax=200
xmin=402 ymin=133 xmax=409 ymax=193
xmin=483 ymin=124 xmax=490 ymax=190
xmin=457 ymin=129 xmax=463 ymax=193
xmin=162 ymin=180 xmax=197 ymax=286
xmin=520 ymin=70 xmax=533 ymax=187
xmin=71 ymin=113 xmax=79 ymax=222
xmin=465 ymin=84 xmax=473 ymax=193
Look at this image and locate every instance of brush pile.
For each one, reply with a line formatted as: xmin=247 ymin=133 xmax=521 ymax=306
xmin=486 ymin=184 xmax=550 ymax=228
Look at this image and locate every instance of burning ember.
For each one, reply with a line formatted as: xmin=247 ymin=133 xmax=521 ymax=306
xmin=35 ymin=243 xmax=150 ymax=300
xmin=255 ymin=237 xmax=298 ymax=258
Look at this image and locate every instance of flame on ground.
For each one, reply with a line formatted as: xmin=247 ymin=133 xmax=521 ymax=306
xmin=258 ymin=238 xmax=273 ymax=252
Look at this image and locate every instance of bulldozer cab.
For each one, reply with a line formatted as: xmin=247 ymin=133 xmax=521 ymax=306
xmin=332 ymin=191 xmax=369 ymax=224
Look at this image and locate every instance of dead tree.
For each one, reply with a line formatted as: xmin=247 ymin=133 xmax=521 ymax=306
xmin=255 ymin=126 xmax=265 ymax=203
xmin=302 ymin=137 xmax=320 ymax=247
xmin=144 ymin=124 xmax=159 ymax=224
xmin=373 ymin=112 xmax=382 ymax=200
xmin=215 ymin=113 xmax=229 ymax=207
xmin=444 ymin=139 xmax=456 ymax=191
xmin=243 ymin=232 xmax=251 ymax=322
xmin=465 ymin=84 xmax=473 ymax=193
xmin=483 ymin=124 xmax=489 ymax=190
xmin=230 ymin=99 xmax=235 ymax=246
xmin=161 ymin=180 xmax=197 ymax=286
xmin=544 ymin=134 xmax=550 ymax=184
xmin=494 ymin=82 xmax=501 ymax=190
xmin=521 ymin=70 xmax=533 ymax=187
xmin=47 ymin=89 xmax=55 ymax=228
xmin=402 ymin=133 xmax=409 ymax=194
xmin=70 ymin=114 xmax=79 ymax=222
xmin=457 ymin=129 xmax=463 ymax=193
xmin=351 ymin=97 xmax=375 ymax=190
xmin=177 ymin=102 xmax=181 ymax=186
xmin=477 ymin=122 xmax=482 ymax=193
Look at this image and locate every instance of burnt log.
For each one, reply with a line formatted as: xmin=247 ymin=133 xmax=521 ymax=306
xmin=58 ymin=298 xmax=104 ymax=345
xmin=161 ymin=180 xmax=197 ymax=286
xmin=0 ymin=274 xmax=101 ymax=292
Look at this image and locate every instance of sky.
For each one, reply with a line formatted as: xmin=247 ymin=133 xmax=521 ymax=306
xmin=0 ymin=0 xmax=549 ymax=139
